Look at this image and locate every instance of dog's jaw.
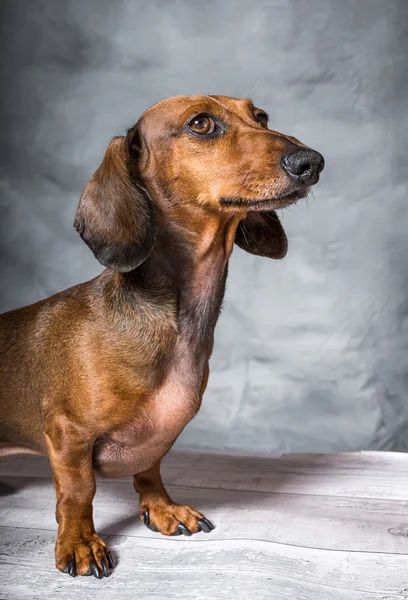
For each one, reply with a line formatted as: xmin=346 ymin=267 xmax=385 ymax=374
xmin=218 ymin=187 xmax=310 ymax=212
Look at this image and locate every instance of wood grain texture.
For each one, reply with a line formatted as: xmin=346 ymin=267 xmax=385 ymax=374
xmin=1 ymin=451 xmax=408 ymax=599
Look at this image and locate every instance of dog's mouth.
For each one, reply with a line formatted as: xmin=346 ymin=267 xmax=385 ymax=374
xmin=219 ymin=187 xmax=308 ymax=211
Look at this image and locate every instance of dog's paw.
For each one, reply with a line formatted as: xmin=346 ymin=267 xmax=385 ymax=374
xmin=140 ymin=503 xmax=215 ymax=536
xmin=56 ymin=532 xmax=115 ymax=578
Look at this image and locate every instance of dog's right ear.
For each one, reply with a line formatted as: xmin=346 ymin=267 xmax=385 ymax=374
xmin=74 ymin=133 xmax=156 ymax=273
xmin=234 ymin=210 xmax=288 ymax=259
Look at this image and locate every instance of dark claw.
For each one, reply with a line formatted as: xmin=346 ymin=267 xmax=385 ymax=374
xmin=177 ymin=522 xmax=192 ymax=537
xmin=106 ymin=551 xmax=115 ymax=569
xmin=198 ymin=517 xmax=215 ymax=532
xmin=170 ymin=529 xmax=182 ymax=536
xmin=90 ymin=562 xmax=103 ymax=579
xmin=67 ymin=559 xmax=76 ymax=577
xmin=197 ymin=518 xmax=211 ymax=533
xmin=143 ymin=509 xmax=159 ymax=532
xmin=100 ymin=558 xmax=110 ymax=577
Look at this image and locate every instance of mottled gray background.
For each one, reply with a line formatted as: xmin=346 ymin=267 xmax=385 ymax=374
xmin=1 ymin=0 xmax=407 ymax=454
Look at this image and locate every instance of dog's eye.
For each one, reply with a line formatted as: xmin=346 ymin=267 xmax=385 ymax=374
xmin=256 ymin=112 xmax=268 ymax=128
xmin=188 ymin=115 xmax=216 ymax=135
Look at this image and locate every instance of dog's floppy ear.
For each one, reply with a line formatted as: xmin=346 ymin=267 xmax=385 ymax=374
xmin=74 ymin=133 xmax=156 ymax=272
xmin=234 ymin=210 xmax=288 ymax=259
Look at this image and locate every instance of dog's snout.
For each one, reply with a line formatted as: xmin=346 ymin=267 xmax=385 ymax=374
xmin=281 ymin=149 xmax=324 ymax=186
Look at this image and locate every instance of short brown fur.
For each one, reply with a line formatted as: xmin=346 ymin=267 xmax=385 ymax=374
xmin=0 ymin=95 xmax=323 ymax=578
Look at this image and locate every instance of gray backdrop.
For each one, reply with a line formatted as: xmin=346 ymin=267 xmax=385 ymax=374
xmin=1 ymin=0 xmax=407 ymax=454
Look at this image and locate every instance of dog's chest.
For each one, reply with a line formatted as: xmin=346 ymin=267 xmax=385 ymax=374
xmin=92 ymin=338 xmax=208 ymax=477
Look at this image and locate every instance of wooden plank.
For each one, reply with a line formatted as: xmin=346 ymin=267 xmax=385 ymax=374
xmin=162 ymin=451 xmax=408 ymax=500
xmin=2 ymin=451 xmax=408 ymax=500
xmin=1 ymin=452 xmax=408 ymax=599
xmin=1 ymin=475 xmax=408 ymax=554
xmin=4 ymin=450 xmax=408 ymax=477
xmin=1 ymin=525 xmax=407 ymax=600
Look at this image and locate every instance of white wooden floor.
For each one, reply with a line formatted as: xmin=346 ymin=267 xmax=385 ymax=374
xmin=1 ymin=451 xmax=408 ymax=599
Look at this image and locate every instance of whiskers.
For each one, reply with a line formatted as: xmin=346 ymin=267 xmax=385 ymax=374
xmin=281 ymin=187 xmax=314 ymax=215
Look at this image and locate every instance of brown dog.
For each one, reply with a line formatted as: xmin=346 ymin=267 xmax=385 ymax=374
xmin=0 ymin=95 xmax=324 ymax=578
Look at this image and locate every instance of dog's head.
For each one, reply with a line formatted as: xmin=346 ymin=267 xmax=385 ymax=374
xmin=75 ymin=95 xmax=324 ymax=272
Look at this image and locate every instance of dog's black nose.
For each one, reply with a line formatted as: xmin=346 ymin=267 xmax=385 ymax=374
xmin=281 ymin=149 xmax=324 ymax=186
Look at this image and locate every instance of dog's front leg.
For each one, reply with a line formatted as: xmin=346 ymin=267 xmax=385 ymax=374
xmin=44 ymin=415 xmax=114 ymax=578
xmin=134 ymin=461 xmax=215 ymax=537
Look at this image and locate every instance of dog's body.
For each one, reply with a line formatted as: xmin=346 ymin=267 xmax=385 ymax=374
xmin=0 ymin=217 xmax=233 ymax=476
xmin=0 ymin=95 xmax=324 ymax=578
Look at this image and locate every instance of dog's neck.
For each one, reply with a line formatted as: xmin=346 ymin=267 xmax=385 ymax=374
xmin=106 ymin=204 xmax=244 ymax=363
xmin=166 ymin=208 xmax=242 ymax=352
xmin=151 ymin=205 xmax=243 ymax=354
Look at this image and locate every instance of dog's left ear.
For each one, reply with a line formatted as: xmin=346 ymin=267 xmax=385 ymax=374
xmin=234 ymin=211 xmax=288 ymax=259
xmin=74 ymin=132 xmax=156 ymax=272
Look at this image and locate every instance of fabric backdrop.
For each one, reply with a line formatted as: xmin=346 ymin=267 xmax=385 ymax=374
xmin=1 ymin=0 xmax=407 ymax=453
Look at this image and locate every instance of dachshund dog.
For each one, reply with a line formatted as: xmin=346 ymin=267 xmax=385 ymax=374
xmin=0 ymin=95 xmax=324 ymax=578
